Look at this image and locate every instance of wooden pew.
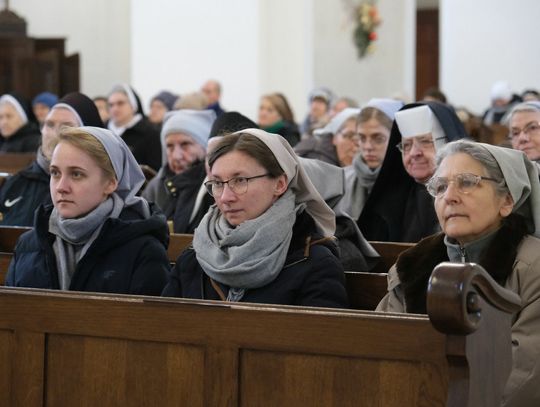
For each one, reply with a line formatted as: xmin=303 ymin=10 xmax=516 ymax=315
xmin=0 ymin=229 xmax=409 ymax=310
xmin=0 ymin=262 xmax=520 ymax=407
xmin=0 ymin=152 xmax=36 ymax=175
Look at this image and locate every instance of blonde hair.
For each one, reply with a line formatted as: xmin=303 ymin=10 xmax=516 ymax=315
xmin=53 ymin=127 xmax=117 ymax=181
xmin=174 ymin=92 xmax=209 ymax=110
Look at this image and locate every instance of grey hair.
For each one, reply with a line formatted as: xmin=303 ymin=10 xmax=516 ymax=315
xmin=504 ymin=101 xmax=540 ymax=126
xmin=434 ymin=140 xmax=509 ymax=196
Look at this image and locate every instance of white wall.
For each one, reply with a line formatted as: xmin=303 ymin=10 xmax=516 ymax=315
xmin=440 ymin=0 xmax=540 ymax=114
xmin=10 ymin=0 xmax=131 ymax=98
xmin=131 ymin=0 xmax=260 ymax=120
xmin=312 ymin=0 xmax=416 ymax=106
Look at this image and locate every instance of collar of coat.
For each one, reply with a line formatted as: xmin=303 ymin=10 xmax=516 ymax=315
xmin=396 ymin=213 xmax=529 ymax=314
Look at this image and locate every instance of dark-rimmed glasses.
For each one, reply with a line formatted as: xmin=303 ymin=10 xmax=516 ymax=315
xmin=204 ymin=174 xmax=270 ymax=197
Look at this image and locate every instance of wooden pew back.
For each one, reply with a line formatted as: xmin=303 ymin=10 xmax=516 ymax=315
xmin=0 ymin=263 xmax=519 ymax=407
xmin=0 ymin=152 xmax=36 ymax=175
xmin=0 ymin=228 xmax=412 ymax=310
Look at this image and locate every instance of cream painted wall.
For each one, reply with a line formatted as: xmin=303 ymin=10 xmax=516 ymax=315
xmin=131 ymin=0 xmax=260 ymax=120
xmin=312 ymin=0 xmax=416 ymax=107
xmin=10 ymin=0 xmax=131 ymax=98
xmin=9 ymin=0 xmax=416 ymax=121
xmin=440 ymin=0 xmax=540 ymax=114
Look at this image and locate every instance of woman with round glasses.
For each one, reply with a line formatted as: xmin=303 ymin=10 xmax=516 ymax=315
xmin=358 ymin=102 xmax=466 ymax=242
xmin=162 ymin=128 xmax=348 ymax=308
xmin=377 ymin=139 xmax=540 ymax=406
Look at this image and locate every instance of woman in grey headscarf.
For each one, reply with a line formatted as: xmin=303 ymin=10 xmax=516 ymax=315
xmin=162 ymin=128 xmax=348 ymax=308
xmin=7 ymin=126 xmax=170 ymax=295
xmin=376 ymin=139 xmax=540 ymax=407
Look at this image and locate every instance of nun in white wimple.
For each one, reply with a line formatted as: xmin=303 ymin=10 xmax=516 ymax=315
xmin=377 ymin=139 xmax=540 ymax=407
xmin=6 ymin=126 xmax=170 ymax=295
xmin=162 ymin=128 xmax=349 ymax=308
xmin=359 ymin=101 xmax=467 ymax=242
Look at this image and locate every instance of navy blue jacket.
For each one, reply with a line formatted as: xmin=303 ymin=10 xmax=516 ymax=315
xmin=7 ymin=203 xmax=169 ymax=295
xmin=162 ymin=212 xmax=349 ymax=308
xmin=0 ymin=161 xmax=51 ymax=226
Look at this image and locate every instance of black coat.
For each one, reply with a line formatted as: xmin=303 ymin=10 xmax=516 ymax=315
xmin=0 ymin=160 xmax=50 ymax=226
xmin=121 ymin=118 xmax=162 ymax=171
xmin=162 ymin=212 xmax=349 ymax=308
xmin=358 ymin=102 xmax=467 ymax=242
xmin=171 ymin=161 xmax=213 ymax=233
xmin=6 ymin=204 xmax=170 ymax=295
xmin=0 ymin=122 xmax=40 ymax=153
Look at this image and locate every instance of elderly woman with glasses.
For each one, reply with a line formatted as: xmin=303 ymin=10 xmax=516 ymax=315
xmin=358 ymin=102 xmax=467 ymax=242
xmin=377 ymin=139 xmax=540 ymax=407
xmin=507 ymin=101 xmax=540 ymax=167
xmin=162 ymin=128 xmax=348 ymax=307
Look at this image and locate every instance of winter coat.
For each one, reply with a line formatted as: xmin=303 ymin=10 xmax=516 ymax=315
xmin=162 ymin=211 xmax=349 ymax=308
xmin=0 ymin=122 xmax=40 ymax=153
xmin=6 ymin=203 xmax=169 ymax=295
xmin=0 ymin=160 xmax=50 ymax=226
xmin=376 ymin=215 xmax=540 ymax=407
xmin=121 ymin=118 xmax=162 ymax=171
xmin=171 ymin=161 xmax=213 ymax=233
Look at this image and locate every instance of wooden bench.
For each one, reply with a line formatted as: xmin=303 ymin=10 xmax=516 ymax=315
xmin=0 ymin=262 xmax=520 ymax=406
xmin=0 ymin=228 xmax=411 ymax=310
xmin=0 ymin=152 xmax=36 ymax=175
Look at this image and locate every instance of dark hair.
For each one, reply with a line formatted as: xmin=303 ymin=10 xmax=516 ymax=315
xmin=208 ymin=133 xmax=284 ymax=178
xmin=357 ymin=107 xmax=393 ymax=131
xmin=422 ymin=87 xmax=447 ymax=104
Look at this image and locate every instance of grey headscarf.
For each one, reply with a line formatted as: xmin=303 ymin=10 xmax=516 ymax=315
xmin=239 ymin=128 xmax=336 ymax=236
xmin=299 ymin=157 xmax=379 ymax=263
xmin=78 ymin=126 xmax=150 ymax=218
xmin=477 ymin=143 xmax=540 ymax=237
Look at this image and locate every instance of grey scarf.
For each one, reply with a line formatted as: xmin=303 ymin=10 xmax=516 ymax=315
xmin=36 ymin=147 xmax=50 ymax=174
xmin=193 ymin=189 xmax=302 ymax=301
xmin=49 ymin=193 xmax=123 ymax=290
xmin=346 ymin=155 xmax=380 ymax=220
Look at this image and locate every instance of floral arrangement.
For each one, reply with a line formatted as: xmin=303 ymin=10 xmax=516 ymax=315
xmin=345 ymin=1 xmax=382 ymax=58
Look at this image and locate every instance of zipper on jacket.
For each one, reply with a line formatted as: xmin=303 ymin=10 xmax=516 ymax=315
xmin=459 ymin=246 xmax=466 ymax=263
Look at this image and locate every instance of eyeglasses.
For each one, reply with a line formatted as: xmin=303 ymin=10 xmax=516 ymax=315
xmin=359 ymin=134 xmax=388 ymax=146
xmin=509 ymin=121 xmax=540 ymax=140
xmin=396 ymin=137 xmax=445 ymax=154
xmin=426 ymin=173 xmax=499 ymax=197
xmin=339 ymin=131 xmax=361 ymax=143
xmin=204 ymin=173 xmax=270 ymax=197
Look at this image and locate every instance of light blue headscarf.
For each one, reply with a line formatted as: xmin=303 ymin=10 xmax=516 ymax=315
xmin=78 ymin=126 xmax=150 ymax=218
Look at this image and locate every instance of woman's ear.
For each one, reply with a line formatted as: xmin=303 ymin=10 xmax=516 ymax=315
xmin=274 ymin=174 xmax=288 ymax=196
xmin=104 ymin=178 xmax=119 ymax=196
xmin=500 ymin=193 xmax=514 ymax=218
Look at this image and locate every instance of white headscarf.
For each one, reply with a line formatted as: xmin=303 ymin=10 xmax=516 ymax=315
xmin=233 ymin=128 xmax=336 ymax=236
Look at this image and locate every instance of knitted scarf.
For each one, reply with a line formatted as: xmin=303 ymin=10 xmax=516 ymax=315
xmin=49 ymin=193 xmax=123 ymax=290
xmin=347 ymin=155 xmax=380 ymax=220
xmin=193 ymin=189 xmax=302 ymax=301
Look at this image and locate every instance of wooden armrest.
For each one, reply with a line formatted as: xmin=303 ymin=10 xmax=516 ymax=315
xmin=427 ymin=262 xmax=521 ymax=335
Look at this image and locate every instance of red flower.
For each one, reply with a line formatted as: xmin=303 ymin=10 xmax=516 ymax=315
xmin=368 ymin=31 xmax=377 ymax=41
